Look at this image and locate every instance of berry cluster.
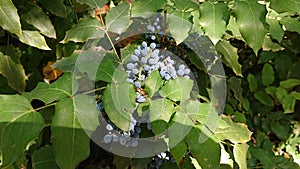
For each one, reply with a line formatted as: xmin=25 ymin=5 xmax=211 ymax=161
xmin=146 ymin=15 xmax=163 ymax=41
xmin=146 ymin=152 xmax=176 ymax=169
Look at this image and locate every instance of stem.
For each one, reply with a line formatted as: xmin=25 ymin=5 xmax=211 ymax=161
xmin=34 ymin=102 xmax=57 ymax=112
xmin=82 ymin=86 xmax=106 ymax=95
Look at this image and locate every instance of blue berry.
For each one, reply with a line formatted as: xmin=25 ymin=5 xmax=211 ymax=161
xmin=142 ymin=41 xmax=147 ymax=48
xmin=151 ymin=35 xmax=156 ymax=40
xmin=132 ymin=69 xmax=139 ymax=75
xmin=141 ymin=57 xmax=147 ymax=64
xmin=150 ymin=43 xmax=156 ymax=49
xmin=134 ymin=81 xmax=141 ymax=88
xmin=126 ymin=63 xmax=135 ymax=70
xmin=131 ymin=55 xmax=139 ymax=62
xmin=106 ymin=124 xmax=113 ymax=131
xmin=103 ymin=134 xmax=112 ymax=143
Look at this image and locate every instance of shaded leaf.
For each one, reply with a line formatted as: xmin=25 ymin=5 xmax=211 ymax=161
xmin=0 ymin=0 xmax=22 ymax=35
xmin=262 ymin=63 xmax=275 ymax=86
xmin=32 ymin=146 xmax=60 ymax=169
xmin=216 ymin=40 xmax=242 ymax=76
xmin=18 ymin=31 xmax=51 ymax=50
xmin=76 ymin=0 xmax=108 ymax=9
xmin=270 ymin=0 xmax=300 ymax=13
xmin=159 ymin=77 xmax=193 ymax=102
xmin=254 ymin=90 xmax=274 ymax=107
xmin=0 ymin=52 xmax=26 ymax=93
xmin=233 ymin=0 xmax=268 ymax=54
xmin=247 ymin=73 xmax=258 ymax=92
xmin=262 ymin=35 xmax=284 ymax=52
xmin=61 ymin=18 xmax=104 ymax=43
xmin=22 ymin=2 xmax=56 ymax=38
xmin=39 ymin=0 xmax=67 ymax=18
xmin=280 ymin=79 xmax=300 ymax=89
xmin=144 ymin=70 xmax=163 ymax=97
xmin=0 ymin=95 xmax=44 ymax=167
xmin=199 ymin=1 xmax=229 ymax=44
xmin=170 ymin=140 xmax=188 ymax=165
xmin=233 ymin=143 xmax=249 ymax=169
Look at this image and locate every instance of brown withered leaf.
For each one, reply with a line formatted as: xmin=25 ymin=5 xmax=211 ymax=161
xmin=43 ymin=61 xmax=63 ymax=83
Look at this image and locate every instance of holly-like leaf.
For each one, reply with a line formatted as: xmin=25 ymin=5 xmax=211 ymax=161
xmin=131 ymin=0 xmax=166 ymax=17
xmin=18 ymin=31 xmax=51 ymax=50
xmin=76 ymin=0 xmax=108 ymax=9
xmin=0 ymin=95 xmax=44 ymax=167
xmin=215 ymin=116 xmax=252 ymax=143
xmin=233 ymin=0 xmax=268 ymax=54
xmin=186 ymin=125 xmax=221 ymax=169
xmin=168 ymin=10 xmax=192 ymax=44
xmin=22 ymin=2 xmax=56 ymax=38
xmin=105 ymin=2 xmax=131 ymax=34
xmin=0 ymin=0 xmax=22 ymax=36
xmin=52 ymin=94 xmax=99 ymax=169
xmin=216 ymin=40 xmax=242 ymax=76
xmin=199 ymin=1 xmax=229 ymax=44
xmin=262 ymin=63 xmax=274 ymax=86
xmin=144 ymin=70 xmax=163 ymax=97
xmin=39 ymin=0 xmax=67 ymax=18
xmin=233 ymin=143 xmax=249 ymax=169
xmin=32 ymin=146 xmax=60 ymax=169
xmin=270 ymin=0 xmax=300 ymax=13
xmin=280 ymin=17 xmax=300 ymax=35
xmin=0 ymin=52 xmax=26 ymax=93
xmin=149 ymin=98 xmax=174 ymax=135
xmin=266 ymin=18 xmax=284 ymax=43
xmin=159 ymin=77 xmax=193 ymax=102
xmin=61 ymin=18 xmax=104 ymax=43
xmin=262 ymin=35 xmax=284 ymax=52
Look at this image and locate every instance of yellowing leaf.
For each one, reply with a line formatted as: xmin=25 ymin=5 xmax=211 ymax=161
xmin=18 ymin=31 xmax=51 ymax=50
xmin=0 ymin=0 xmax=22 ymax=36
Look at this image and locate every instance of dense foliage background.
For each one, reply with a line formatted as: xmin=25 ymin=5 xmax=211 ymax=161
xmin=0 ymin=0 xmax=300 ymax=168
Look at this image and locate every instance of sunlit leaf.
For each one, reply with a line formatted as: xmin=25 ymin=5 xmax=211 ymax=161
xmin=0 ymin=52 xmax=26 ymax=93
xmin=280 ymin=79 xmax=300 ymax=89
xmin=270 ymin=0 xmax=300 ymax=13
xmin=0 ymin=0 xmax=22 ymax=36
xmin=18 ymin=31 xmax=51 ymax=50
xmin=168 ymin=10 xmax=192 ymax=44
xmin=0 ymin=95 xmax=44 ymax=167
xmin=233 ymin=0 xmax=268 ymax=54
xmin=131 ymin=0 xmax=166 ymax=17
xmin=280 ymin=17 xmax=300 ymax=34
xmin=199 ymin=1 xmax=229 ymax=44
xmin=266 ymin=18 xmax=284 ymax=43
xmin=233 ymin=143 xmax=249 ymax=169
xmin=144 ymin=70 xmax=163 ymax=97
xmin=22 ymin=2 xmax=56 ymax=38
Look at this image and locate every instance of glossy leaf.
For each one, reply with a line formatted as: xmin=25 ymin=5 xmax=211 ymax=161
xmin=199 ymin=1 xmax=229 ymax=44
xmin=61 ymin=18 xmax=104 ymax=43
xmin=266 ymin=18 xmax=284 ymax=43
xmin=280 ymin=17 xmax=300 ymax=35
xmin=254 ymin=90 xmax=274 ymax=107
xmin=159 ymin=77 xmax=193 ymax=102
xmin=76 ymin=0 xmax=108 ymax=9
xmin=52 ymin=94 xmax=99 ymax=169
xmin=216 ymin=40 xmax=242 ymax=76
xmin=131 ymin=0 xmax=166 ymax=17
xmin=262 ymin=36 xmax=283 ymax=52
xmin=270 ymin=0 xmax=300 ymax=13
xmin=247 ymin=73 xmax=258 ymax=92
xmin=233 ymin=0 xmax=268 ymax=54
xmin=144 ymin=70 xmax=163 ymax=97
xmin=262 ymin=63 xmax=275 ymax=86
xmin=233 ymin=143 xmax=249 ymax=169
xmin=32 ymin=146 xmax=60 ymax=169
xmin=186 ymin=125 xmax=221 ymax=169
xmin=0 ymin=95 xmax=44 ymax=167
xmin=18 ymin=31 xmax=51 ymax=50
xmin=39 ymin=0 xmax=67 ymax=18
xmin=22 ymin=2 xmax=56 ymax=38
xmin=0 ymin=52 xmax=26 ymax=93
xmin=168 ymin=10 xmax=192 ymax=44
xmin=105 ymin=2 xmax=131 ymax=34
xmin=0 ymin=0 xmax=22 ymax=35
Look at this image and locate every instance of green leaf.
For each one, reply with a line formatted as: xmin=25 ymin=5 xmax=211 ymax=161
xmin=170 ymin=140 xmax=188 ymax=165
xmin=247 ymin=73 xmax=258 ymax=92
xmin=199 ymin=1 xmax=229 ymax=44
xmin=170 ymin=0 xmax=199 ymax=11
xmin=262 ymin=63 xmax=275 ymax=86
xmin=281 ymin=95 xmax=296 ymax=113
xmin=0 ymin=52 xmax=26 ymax=93
xmin=254 ymin=90 xmax=274 ymax=107
xmin=215 ymin=116 xmax=252 ymax=143
xmin=0 ymin=0 xmax=22 ymax=36
xmin=266 ymin=18 xmax=284 ymax=42
xmin=262 ymin=35 xmax=283 ymax=52
xmin=280 ymin=79 xmax=300 ymax=89
xmin=76 ymin=0 xmax=108 ymax=9
xmin=0 ymin=95 xmax=44 ymax=167
xmin=186 ymin=125 xmax=221 ymax=169
xmin=216 ymin=40 xmax=242 ymax=76
xmin=105 ymin=2 xmax=131 ymax=34
xmin=228 ymin=77 xmax=242 ymax=103
xmin=149 ymin=98 xmax=174 ymax=135
xmin=39 ymin=0 xmax=67 ymax=18
xmin=32 ymin=146 xmax=60 ymax=169
xmin=290 ymin=91 xmax=300 ymax=100
xmin=270 ymin=0 xmax=300 ymax=13
xmin=159 ymin=77 xmax=193 ymax=102
xmin=61 ymin=18 xmax=104 ymax=43
xmin=18 ymin=31 xmax=51 ymax=50
xmin=233 ymin=143 xmax=249 ymax=169
xmin=280 ymin=17 xmax=300 ymax=35
xmin=103 ymin=68 xmax=136 ymax=130
xmin=24 ymin=73 xmax=75 ymax=104
xmin=168 ymin=10 xmax=192 ymax=44
xmin=52 ymin=94 xmax=99 ymax=169
xmin=22 ymin=2 xmax=56 ymax=38
xmin=131 ymin=0 xmax=166 ymax=17
xmin=233 ymin=0 xmax=268 ymax=54
xmin=144 ymin=70 xmax=163 ymax=97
